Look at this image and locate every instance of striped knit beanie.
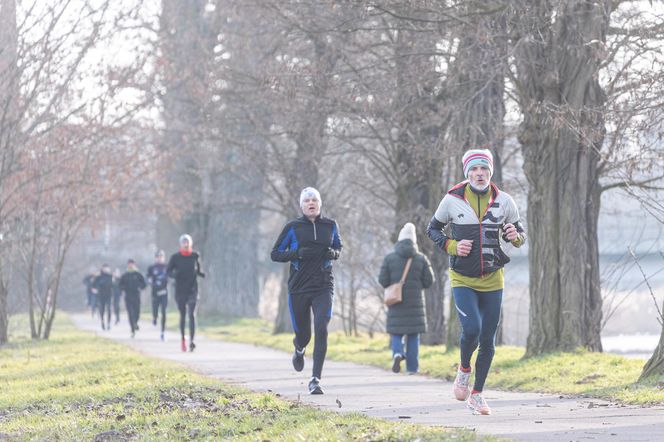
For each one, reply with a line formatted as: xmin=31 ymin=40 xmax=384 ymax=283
xmin=462 ymin=149 xmax=493 ymax=178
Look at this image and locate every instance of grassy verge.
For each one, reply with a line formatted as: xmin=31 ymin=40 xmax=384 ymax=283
xmin=0 ymin=315 xmax=494 ymax=441
xmin=197 ymin=317 xmax=664 ymax=405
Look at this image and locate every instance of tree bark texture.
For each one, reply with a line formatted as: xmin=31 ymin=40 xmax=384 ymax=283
xmin=513 ymin=0 xmax=609 ymax=356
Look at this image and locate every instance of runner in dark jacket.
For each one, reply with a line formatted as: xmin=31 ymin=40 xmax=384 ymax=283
xmin=270 ymin=187 xmax=342 ymax=395
xmin=147 ymin=250 xmax=169 ymax=341
xmin=92 ymin=264 xmax=114 ymax=330
xmin=167 ymin=234 xmax=205 ymax=352
xmin=119 ymin=259 xmax=146 ymax=338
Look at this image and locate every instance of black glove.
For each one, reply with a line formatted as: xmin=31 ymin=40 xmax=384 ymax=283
xmin=297 ymin=247 xmax=318 ymax=259
xmin=325 ymin=247 xmax=340 ymax=260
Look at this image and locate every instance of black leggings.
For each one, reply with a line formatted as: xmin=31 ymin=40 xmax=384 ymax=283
xmin=176 ymin=296 xmax=196 ymax=341
xmin=98 ymin=295 xmax=111 ymax=327
xmin=112 ymin=293 xmax=121 ymax=323
xmin=289 ymin=288 xmax=333 ymax=379
xmin=125 ymin=295 xmax=140 ymax=333
xmin=152 ymin=294 xmax=168 ymax=332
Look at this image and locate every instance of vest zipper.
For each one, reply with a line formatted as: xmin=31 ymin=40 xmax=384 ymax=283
xmin=478 ymin=193 xmax=484 ymax=276
xmin=312 ymin=219 xmax=317 ymax=240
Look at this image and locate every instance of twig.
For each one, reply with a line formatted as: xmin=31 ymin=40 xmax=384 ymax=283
xmin=628 ymin=247 xmax=664 ymax=326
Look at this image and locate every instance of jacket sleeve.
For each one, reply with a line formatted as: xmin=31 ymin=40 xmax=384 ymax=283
xmin=427 ymin=216 xmax=451 ymax=253
xmin=271 ymin=224 xmax=298 ymax=263
xmin=427 ymin=196 xmax=453 ymax=253
xmin=328 ymin=221 xmax=343 ymax=260
xmin=146 ymin=266 xmax=153 ymax=285
xmin=139 ymin=274 xmax=147 ymax=290
xmin=420 ymin=255 xmax=435 ymax=289
xmin=378 ymin=256 xmax=391 ymax=288
xmin=196 ymin=256 xmax=205 ymax=278
xmin=167 ymin=255 xmax=177 ymax=278
xmin=503 ymin=195 xmax=527 ymax=247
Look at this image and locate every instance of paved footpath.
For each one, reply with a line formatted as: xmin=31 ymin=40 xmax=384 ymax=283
xmin=71 ymin=314 xmax=664 ymax=442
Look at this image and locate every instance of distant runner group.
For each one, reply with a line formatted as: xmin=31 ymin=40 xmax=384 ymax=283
xmin=84 ymin=234 xmax=205 ymax=352
xmin=84 ymin=148 xmax=525 ymax=415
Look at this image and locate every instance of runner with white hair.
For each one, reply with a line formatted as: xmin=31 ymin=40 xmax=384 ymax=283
xmin=271 ymin=187 xmax=343 ymax=395
xmin=167 ymin=234 xmax=205 ymax=352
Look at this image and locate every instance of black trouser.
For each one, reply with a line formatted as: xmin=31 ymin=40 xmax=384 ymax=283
xmin=125 ymin=294 xmax=140 ymax=333
xmin=176 ymin=295 xmax=196 ymax=341
xmin=289 ymin=288 xmax=333 ymax=379
xmin=98 ymin=294 xmax=111 ymax=328
xmin=152 ymin=292 xmax=168 ymax=332
xmin=113 ymin=293 xmax=121 ymax=323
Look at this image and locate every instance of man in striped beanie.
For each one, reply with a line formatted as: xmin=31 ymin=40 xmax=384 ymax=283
xmin=462 ymin=149 xmax=493 ymax=191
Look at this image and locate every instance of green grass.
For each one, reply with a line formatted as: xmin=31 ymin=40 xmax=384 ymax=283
xmin=197 ymin=317 xmax=664 ymax=405
xmin=0 ymin=315 xmax=494 ymax=441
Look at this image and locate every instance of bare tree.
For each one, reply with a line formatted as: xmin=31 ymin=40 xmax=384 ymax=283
xmin=511 ymin=0 xmax=610 ymax=355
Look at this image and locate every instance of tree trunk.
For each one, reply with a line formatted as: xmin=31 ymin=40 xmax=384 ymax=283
xmin=444 ymin=4 xmax=509 ymax=349
xmin=273 ymin=266 xmax=293 ymax=334
xmin=388 ymin=25 xmax=450 ymax=345
xmin=0 ymin=278 xmax=7 ymax=345
xmin=157 ymin=0 xmax=208 ymax=250
xmin=640 ymin=309 xmax=664 ymax=380
xmin=0 ymin=0 xmax=18 ymax=345
xmin=272 ymin=34 xmax=339 ymax=333
xmin=201 ymin=163 xmax=261 ymax=317
xmin=514 ymin=0 xmax=609 ymax=356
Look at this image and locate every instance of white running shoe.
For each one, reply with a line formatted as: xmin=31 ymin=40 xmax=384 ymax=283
xmin=467 ymin=391 xmax=491 ymax=415
xmin=453 ymin=369 xmax=471 ymax=401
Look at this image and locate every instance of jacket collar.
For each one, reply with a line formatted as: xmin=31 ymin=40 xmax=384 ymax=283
xmin=448 ymin=180 xmax=500 ymax=200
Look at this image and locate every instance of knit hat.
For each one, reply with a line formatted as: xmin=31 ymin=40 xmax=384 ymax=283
xmin=299 ymin=187 xmax=322 ymax=208
xmin=462 ymin=148 xmax=493 ymax=178
xmin=397 ymin=222 xmax=417 ymax=244
xmin=179 ymin=234 xmax=193 ymax=246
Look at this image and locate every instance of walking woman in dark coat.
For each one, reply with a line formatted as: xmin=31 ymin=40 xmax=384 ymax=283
xmin=378 ymin=222 xmax=435 ymax=374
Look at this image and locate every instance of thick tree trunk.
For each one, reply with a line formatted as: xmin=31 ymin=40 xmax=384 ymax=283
xmin=389 ymin=26 xmax=449 ymax=345
xmin=445 ymin=5 xmax=508 ymax=349
xmin=514 ymin=0 xmax=609 ymax=356
xmin=201 ymin=164 xmax=261 ymax=317
xmin=272 ymin=35 xmax=338 ymax=333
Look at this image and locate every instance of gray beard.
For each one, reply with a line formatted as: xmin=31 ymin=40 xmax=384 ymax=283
xmin=469 ymin=182 xmax=490 ymax=193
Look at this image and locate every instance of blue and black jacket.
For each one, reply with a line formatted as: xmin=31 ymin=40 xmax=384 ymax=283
xmin=147 ymin=263 xmax=168 ymax=296
xmin=271 ymin=214 xmax=342 ymax=295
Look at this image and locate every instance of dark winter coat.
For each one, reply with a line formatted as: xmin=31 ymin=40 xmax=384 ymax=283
xmin=271 ymin=215 xmax=342 ymax=295
xmin=378 ymin=239 xmax=435 ymax=335
xmin=167 ymin=252 xmax=204 ymax=301
xmin=119 ymin=271 xmax=146 ymax=299
xmin=93 ymin=272 xmax=114 ymax=300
